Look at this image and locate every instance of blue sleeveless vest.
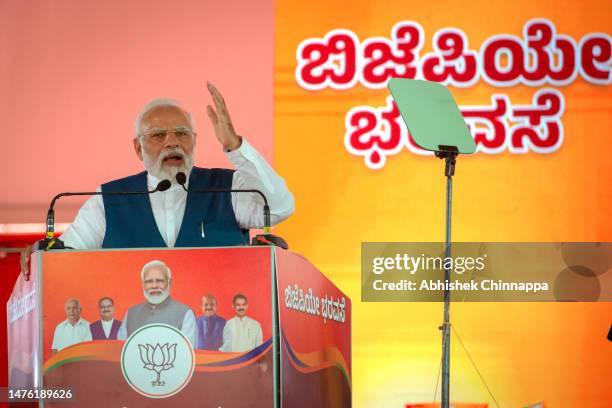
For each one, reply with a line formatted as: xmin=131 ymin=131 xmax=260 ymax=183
xmin=101 ymin=167 xmax=249 ymax=248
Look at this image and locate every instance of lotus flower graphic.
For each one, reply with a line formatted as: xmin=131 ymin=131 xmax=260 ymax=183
xmin=138 ymin=343 xmax=177 ymax=386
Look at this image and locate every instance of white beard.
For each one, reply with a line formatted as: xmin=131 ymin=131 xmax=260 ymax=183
xmin=142 ymin=146 xmax=194 ymax=182
xmin=144 ymin=288 xmax=170 ymax=305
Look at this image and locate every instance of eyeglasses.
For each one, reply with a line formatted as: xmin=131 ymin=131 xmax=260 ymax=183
xmin=140 ymin=127 xmax=195 ymax=144
xmin=143 ymin=278 xmax=168 ymax=285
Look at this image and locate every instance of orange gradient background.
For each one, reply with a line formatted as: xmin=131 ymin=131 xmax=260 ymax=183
xmin=274 ymin=0 xmax=612 ymax=407
xmin=0 ymin=0 xmax=611 ymax=407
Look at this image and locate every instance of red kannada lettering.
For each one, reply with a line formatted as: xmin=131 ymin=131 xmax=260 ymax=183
xmin=510 ymin=89 xmax=564 ymax=153
xmin=480 ymin=19 xmax=579 ymax=86
xmin=462 ymin=96 xmax=510 ymax=153
xmin=360 ymin=22 xmax=424 ymax=88
xmin=421 ymin=28 xmax=479 ymax=87
xmin=296 ymin=29 xmax=359 ymax=90
xmin=296 ymin=18 xmax=611 ymax=90
xmin=579 ymin=33 xmax=612 ymax=84
xmin=344 ymin=96 xmax=407 ymax=169
xmin=344 ymin=90 xmax=566 ymax=168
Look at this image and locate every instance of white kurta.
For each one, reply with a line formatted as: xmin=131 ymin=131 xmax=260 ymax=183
xmin=221 ymin=316 xmax=263 ymax=352
xmin=60 ymin=138 xmax=295 ymax=249
xmin=100 ymin=319 xmax=114 ymax=338
xmin=51 ymin=318 xmax=92 ymax=351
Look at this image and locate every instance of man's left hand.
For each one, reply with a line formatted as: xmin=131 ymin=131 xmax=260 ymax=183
xmin=206 ymin=82 xmax=242 ymax=151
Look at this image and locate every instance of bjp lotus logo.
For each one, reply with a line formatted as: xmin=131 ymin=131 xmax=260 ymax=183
xmin=138 ymin=343 xmax=177 ymax=386
xmin=121 ymin=324 xmax=195 ymax=398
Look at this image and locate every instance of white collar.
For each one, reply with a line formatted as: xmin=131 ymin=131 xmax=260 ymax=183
xmin=66 ymin=318 xmax=85 ymax=327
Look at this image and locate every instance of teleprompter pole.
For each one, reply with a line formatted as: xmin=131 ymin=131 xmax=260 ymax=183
xmin=436 ymin=147 xmax=457 ymax=408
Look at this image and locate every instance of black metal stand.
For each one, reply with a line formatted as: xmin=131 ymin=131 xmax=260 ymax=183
xmin=37 ymin=236 xmax=66 ymax=251
xmin=38 ymin=207 xmax=66 ymax=250
xmin=435 ymin=146 xmax=458 ymax=408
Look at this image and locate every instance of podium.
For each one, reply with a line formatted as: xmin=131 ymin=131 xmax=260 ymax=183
xmin=7 ymin=247 xmax=351 ymax=407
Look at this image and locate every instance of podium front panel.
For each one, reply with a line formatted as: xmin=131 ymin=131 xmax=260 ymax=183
xmin=38 ymin=247 xmax=275 ymax=407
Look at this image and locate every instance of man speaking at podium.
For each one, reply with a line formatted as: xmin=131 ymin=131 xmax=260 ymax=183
xmin=61 ymin=82 xmax=294 ymax=249
xmin=21 ymin=82 xmax=294 ymax=272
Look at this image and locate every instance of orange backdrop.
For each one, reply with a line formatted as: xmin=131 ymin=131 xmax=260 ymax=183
xmin=274 ymin=0 xmax=612 ymax=407
xmin=0 ymin=1 xmax=611 ymax=406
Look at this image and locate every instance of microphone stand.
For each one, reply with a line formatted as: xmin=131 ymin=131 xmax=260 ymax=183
xmin=39 ymin=180 xmax=172 ymax=251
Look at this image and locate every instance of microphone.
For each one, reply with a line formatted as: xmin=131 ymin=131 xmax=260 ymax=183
xmin=175 ymin=172 xmax=288 ymax=249
xmin=39 ymin=179 xmax=171 ymax=250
